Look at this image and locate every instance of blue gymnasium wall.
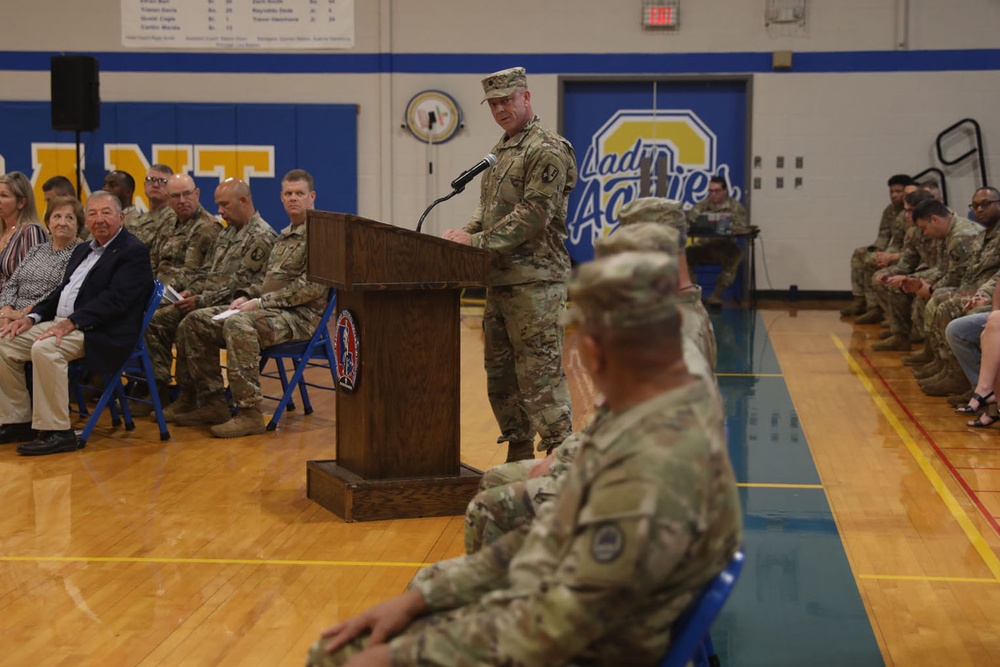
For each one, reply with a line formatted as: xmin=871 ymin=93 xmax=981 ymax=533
xmin=0 ymin=101 xmax=358 ymax=231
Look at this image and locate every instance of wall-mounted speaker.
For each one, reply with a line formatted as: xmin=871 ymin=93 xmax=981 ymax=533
xmin=51 ymin=55 xmax=100 ymax=132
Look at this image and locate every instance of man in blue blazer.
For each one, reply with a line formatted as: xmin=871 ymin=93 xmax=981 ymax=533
xmin=0 ymin=190 xmax=153 ymax=455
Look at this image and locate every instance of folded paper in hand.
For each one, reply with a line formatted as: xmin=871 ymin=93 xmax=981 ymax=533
xmin=162 ymin=284 xmax=184 ymax=304
xmin=211 ymin=308 xmax=241 ymax=322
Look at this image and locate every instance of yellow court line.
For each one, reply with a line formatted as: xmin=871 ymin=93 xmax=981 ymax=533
xmin=858 ymin=574 xmax=1000 ymax=584
xmin=716 ymin=373 xmax=783 ymax=378
xmin=832 ymin=333 xmax=1000 ymax=580
xmin=737 ymin=482 xmax=823 ymax=489
xmin=0 ymin=555 xmax=430 ymax=568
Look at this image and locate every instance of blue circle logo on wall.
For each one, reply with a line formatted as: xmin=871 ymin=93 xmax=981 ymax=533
xmin=335 ymin=310 xmax=359 ymax=393
xmin=404 ymin=90 xmax=462 ymax=144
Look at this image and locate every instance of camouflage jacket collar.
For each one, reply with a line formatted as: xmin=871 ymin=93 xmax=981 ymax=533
xmin=590 ymin=380 xmax=709 ymax=452
xmin=499 ymin=115 xmax=541 ymax=148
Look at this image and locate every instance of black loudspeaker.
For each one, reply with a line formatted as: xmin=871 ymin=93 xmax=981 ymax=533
xmin=51 ymin=55 xmax=100 ymax=132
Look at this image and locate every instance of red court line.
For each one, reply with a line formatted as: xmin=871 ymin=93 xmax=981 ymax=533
xmin=858 ymin=349 xmax=1000 ymax=537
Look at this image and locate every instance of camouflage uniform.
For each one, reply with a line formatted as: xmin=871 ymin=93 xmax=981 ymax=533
xmin=464 ymin=335 xmax=721 ymax=554
xmin=466 ymin=68 xmax=577 ymax=455
xmin=920 ymin=215 xmax=985 ymax=355
xmin=875 ymin=221 xmax=942 ymax=338
xmin=151 ymin=204 xmax=221 ymax=292
xmin=684 ymin=195 xmax=750 ymax=301
xmin=144 ymin=212 xmax=276 ymax=385
xmin=126 ymin=204 xmax=176 ymax=265
xmin=616 ymin=197 xmax=717 ymax=369
xmin=848 ymin=203 xmax=901 ymax=300
xmin=307 ymin=252 xmax=741 ymax=667
xmin=174 ymin=220 xmax=326 ymax=409
xmin=122 ymin=205 xmax=141 ymax=229
xmin=923 ymin=219 xmax=999 ymax=375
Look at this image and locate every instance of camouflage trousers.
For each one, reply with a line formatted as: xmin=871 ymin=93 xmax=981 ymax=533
xmin=878 ymin=269 xmax=933 ymax=338
xmin=484 ymin=282 xmax=573 ymax=452
xmin=463 ymin=459 xmax=559 ymax=554
xmin=686 ymin=239 xmax=743 ymax=297
xmin=144 ymin=304 xmax=184 ymax=385
xmin=926 ymin=289 xmax=989 ymax=361
xmin=848 ymin=246 xmax=875 ymax=299
xmin=175 ymin=305 xmax=308 ymax=408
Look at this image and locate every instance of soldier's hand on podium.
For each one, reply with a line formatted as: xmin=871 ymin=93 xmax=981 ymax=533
xmin=443 ymin=229 xmax=472 ymax=246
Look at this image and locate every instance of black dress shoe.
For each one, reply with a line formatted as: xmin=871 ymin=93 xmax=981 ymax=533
xmin=0 ymin=422 xmax=37 ymax=444
xmin=17 ymin=429 xmax=82 ymax=456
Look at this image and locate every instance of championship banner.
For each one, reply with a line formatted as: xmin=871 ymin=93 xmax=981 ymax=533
xmin=562 ymin=80 xmax=748 ymax=262
xmin=0 ymin=101 xmax=357 ymax=231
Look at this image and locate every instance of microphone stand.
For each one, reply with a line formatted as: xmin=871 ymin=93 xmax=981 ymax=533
xmin=416 ymin=187 xmax=464 ymax=234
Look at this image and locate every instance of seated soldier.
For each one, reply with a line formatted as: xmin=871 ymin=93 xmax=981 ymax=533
xmin=465 ymin=217 xmax=722 ymax=554
xmin=842 ymin=174 xmax=911 ymax=317
xmin=685 ymin=176 xmax=750 ymax=307
xmin=306 ymin=251 xmax=741 ymax=667
xmin=171 ymin=169 xmax=326 ymax=438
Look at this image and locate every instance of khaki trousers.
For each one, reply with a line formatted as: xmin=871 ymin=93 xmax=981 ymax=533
xmin=0 ymin=318 xmax=85 ymax=431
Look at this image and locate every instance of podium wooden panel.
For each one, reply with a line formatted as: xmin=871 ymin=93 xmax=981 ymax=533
xmin=305 ymin=211 xmax=490 ymax=521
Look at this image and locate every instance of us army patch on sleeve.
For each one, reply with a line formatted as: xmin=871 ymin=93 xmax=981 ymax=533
xmin=541 ymin=163 xmax=560 ymax=184
xmin=590 ymin=522 xmax=625 ymax=563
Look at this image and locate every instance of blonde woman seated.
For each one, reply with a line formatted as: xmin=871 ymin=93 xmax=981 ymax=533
xmin=0 ymin=171 xmax=47 ymax=292
xmin=0 ymin=196 xmax=81 ymax=326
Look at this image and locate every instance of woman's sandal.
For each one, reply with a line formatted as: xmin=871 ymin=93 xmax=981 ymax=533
xmin=956 ymin=391 xmax=995 ymax=415
xmin=968 ymin=402 xmax=1000 ymax=428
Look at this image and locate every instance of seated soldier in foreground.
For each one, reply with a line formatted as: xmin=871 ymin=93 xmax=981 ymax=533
xmin=464 ymin=218 xmax=723 ymax=554
xmin=306 ymin=251 xmax=742 ymax=667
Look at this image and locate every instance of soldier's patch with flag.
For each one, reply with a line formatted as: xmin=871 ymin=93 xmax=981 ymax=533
xmin=335 ymin=310 xmax=359 ymax=393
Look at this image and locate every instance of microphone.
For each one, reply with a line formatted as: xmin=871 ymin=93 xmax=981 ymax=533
xmin=450 ymin=153 xmax=497 ymax=192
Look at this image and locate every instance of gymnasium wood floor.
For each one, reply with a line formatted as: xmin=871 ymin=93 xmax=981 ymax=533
xmin=2 ymin=303 xmax=1000 ymax=666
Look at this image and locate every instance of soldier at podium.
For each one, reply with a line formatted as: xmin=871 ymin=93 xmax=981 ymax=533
xmin=443 ymin=66 xmax=577 ymax=462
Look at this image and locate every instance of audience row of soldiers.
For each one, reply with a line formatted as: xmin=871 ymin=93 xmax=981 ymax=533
xmin=842 ymin=173 xmax=1000 ymax=406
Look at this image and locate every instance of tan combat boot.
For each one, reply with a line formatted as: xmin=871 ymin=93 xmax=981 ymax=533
xmin=839 ymin=297 xmax=866 ymax=317
xmin=505 ymin=440 xmax=535 ymax=463
xmin=871 ymin=334 xmax=910 ymax=352
xmin=210 ymin=405 xmax=267 ymax=438
xmin=173 ymin=394 xmax=232 ymax=426
xmin=162 ymin=390 xmax=199 ymax=423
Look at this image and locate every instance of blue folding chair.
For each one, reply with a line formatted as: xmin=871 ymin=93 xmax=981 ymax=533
xmin=70 ymin=279 xmax=170 ymax=447
xmin=659 ymin=547 xmax=745 ymax=667
xmin=257 ymin=289 xmax=337 ymax=431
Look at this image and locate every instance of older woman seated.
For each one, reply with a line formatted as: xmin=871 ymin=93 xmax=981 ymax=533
xmin=0 ymin=196 xmax=82 ymax=327
xmin=0 ymin=171 xmax=47 ymax=292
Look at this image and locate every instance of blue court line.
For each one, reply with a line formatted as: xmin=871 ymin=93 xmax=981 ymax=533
xmin=1 ymin=49 xmax=997 ymax=75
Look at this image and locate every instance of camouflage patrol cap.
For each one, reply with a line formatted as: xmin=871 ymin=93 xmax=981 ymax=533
xmin=619 ymin=197 xmax=686 ymax=232
xmin=594 ymin=222 xmax=680 ymax=259
xmin=481 ymin=67 xmax=528 ymax=102
xmin=564 ymin=251 xmax=679 ymax=328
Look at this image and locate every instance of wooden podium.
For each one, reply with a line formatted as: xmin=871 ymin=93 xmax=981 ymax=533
xmin=304 ymin=211 xmax=490 ymax=522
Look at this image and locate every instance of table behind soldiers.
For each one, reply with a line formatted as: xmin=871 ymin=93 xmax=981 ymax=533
xmin=305 ymin=211 xmax=490 ymax=521
xmin=687 ymin=224 xmax=760 ymax=307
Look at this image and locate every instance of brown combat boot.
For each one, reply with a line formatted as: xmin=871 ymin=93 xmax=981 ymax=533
xmin=505 ymin=440 xmax=535 ymax=463
xmin=901 ymin=347 xmax=933 ymax=366
xmin=210 ymin=406 xmax=267 ymax=438
xmin=912 ymin=359 xmax=943 ymax=380
xmin=871 ymin=334 xmax=911 ymax=352
xmin=947 ymin=388 xmax=976 ymax=407
xmin=854 ymin=308 xmax=884 ymax=325
xmin=919 ymin=370 xmax=971 ymax=397
xmin=840 ymin=297 xmax=866 ymax=317
xmin=877 ymin=330 xmax=894 ymax=340
xmin=162 ymin=390 xmax=199 ymax=423
xmin=129 ymin=381 xmax=172 ymax=417
xmin=174 ymin=394 xmax=231 ymax=426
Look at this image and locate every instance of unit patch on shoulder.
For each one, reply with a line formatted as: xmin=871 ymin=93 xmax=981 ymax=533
xmin=590 ymin=522 xmax=625 ymax=563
